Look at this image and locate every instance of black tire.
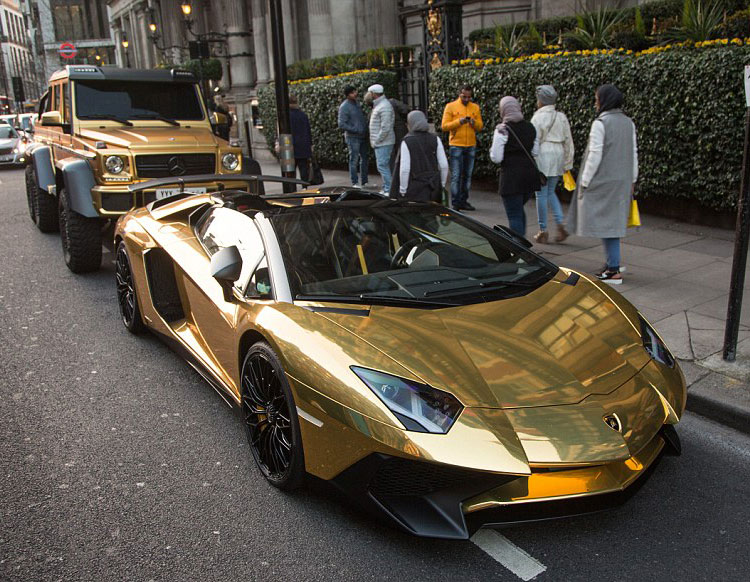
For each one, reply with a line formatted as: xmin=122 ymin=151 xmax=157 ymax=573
xmin=26 ymin=165 xmax=59 ymax=233
xmin=115 ymin=241 xmax=146 ymax=334
xmin=241 ymin=342 xmax=305 ymax=490
xmin=58 ymin=188 xmax=102 ymax=273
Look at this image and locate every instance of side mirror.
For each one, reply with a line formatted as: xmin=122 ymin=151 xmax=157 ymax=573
xmin=40 ymin=111 xmax=63 ymax=127
xmin=210 ymin=245 xmax=243 ymax=301
xmin=211 ymin=111 xmax=228 ymax=125
xmin=493 ymin=224 xmax=533 ymax=249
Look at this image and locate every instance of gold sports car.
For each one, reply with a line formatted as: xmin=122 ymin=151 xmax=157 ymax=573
xmin=114 ymin=176 xmax=685 ymax=539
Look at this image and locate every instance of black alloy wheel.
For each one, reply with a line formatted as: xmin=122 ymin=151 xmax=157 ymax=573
xmin=241 ymin=342 xmax=305 ymax=490
xmin=115 ymin=241 xmax=145 ymax=334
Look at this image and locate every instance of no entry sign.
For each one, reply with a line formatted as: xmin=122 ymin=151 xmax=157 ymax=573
xmin=59 ymin=43 xmax=77 ymax=59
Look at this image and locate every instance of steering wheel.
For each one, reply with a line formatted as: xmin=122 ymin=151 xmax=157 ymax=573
xmin=390 ymin=239 xmax=424 ymax=269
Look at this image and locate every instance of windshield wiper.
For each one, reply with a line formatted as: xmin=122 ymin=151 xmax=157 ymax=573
xmin=78 ymin=114 xmax=133 ymax=126
xmin=296 ymin=293 xmax=455 ymax=308
xmin=129 ymin=114 xmax=180 ymax=126
xmin=423 ymin=278 xmax=539 ymax=297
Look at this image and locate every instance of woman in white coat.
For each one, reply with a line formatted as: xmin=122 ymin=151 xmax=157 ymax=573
xmin=530 ymin=85 xmax=574 ymax=244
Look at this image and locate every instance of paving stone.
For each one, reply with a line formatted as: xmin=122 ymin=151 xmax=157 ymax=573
xmin=692 ymin=293 xmax=750 ymax=328
xmin=652 ymin=312 xmax=693 ymax=360
xmin=673 ymin=238 xmax=735 ymax=258
xmin=622 ymin=280 xmax=725 ymax=314
xmin=638 ymin=306 xmax=673 ymax=323
xmin=623 ymin=228 xmax=703 ymax=250
xmin=699 ymin=337 xmax=750 ymax=383
xmin=677 ymin=359 xmax=711 ymax=387
xmin=623 ymin=247 xmax=718 ymax=274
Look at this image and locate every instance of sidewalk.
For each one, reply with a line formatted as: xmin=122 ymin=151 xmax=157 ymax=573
xmin=261 ymin=161 xmax=750 ymax=434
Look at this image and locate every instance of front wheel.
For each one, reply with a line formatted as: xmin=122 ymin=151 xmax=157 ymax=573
xmin=59 ymin=189 xmax=102 ymax=273
xmin=241 ymin=342 xmax=305 ymax=490
xmin=115 ymin=241 xmax=145 ymax=334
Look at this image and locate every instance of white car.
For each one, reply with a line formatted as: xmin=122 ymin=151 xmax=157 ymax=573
xmin=0 ymin=124 xmax=26 ymax=166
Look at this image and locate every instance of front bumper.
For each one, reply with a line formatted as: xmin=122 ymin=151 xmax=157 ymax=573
xmin=0 ymin=152 xmax=25 ymax=165
xmin=331 ymin=426 xmax=678 ymax=539
xmin=91 ymin=178 xmax=248 ymax=217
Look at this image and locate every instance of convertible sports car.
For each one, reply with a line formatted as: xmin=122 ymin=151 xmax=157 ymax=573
xmin=114 ymin=175 xmax=685 ymax=539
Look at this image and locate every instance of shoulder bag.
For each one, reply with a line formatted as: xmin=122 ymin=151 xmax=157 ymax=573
xmin=506 ymin=124 xmax=547 ymax=187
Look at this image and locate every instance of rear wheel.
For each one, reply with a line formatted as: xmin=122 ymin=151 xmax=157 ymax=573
xmin=59 ymin=188 xmax=102 ymax=273
xmin=25 ymin=165 xmax=58 ymax=232
xmin=241 ymin=342 xmax=305 ymax=490
xmin=115 ymin=241 xmax=145 ymax=334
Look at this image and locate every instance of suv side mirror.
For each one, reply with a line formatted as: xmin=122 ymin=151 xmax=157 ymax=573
xmin=211 ymin=111 xmax=228 ymax=125
xmin=493 ymin=224 xmax=533 ymax=249
xmin=210 ymin=245 xmax=243 ymax=301
xmin=40 ymin=111 xmax=63 ymax=126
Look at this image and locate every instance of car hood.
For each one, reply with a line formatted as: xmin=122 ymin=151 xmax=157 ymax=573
xmin=0 ymin=138 xmax=17 ymax=147
xmin=78 ymin=126 xmax=219 ymax=149
xmin=316 ymin=273 xmax=651 ymax=409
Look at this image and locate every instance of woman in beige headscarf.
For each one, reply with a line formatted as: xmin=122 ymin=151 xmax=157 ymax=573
xmin=530 ymin=85 xmax=574 ymax=244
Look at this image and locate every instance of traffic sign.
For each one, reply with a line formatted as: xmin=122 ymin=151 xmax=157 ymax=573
xmin=59 ymin=43 xmax=77 ymax=59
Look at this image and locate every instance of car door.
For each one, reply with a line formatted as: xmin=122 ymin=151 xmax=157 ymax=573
xmin=177 ymin=206 xmax=268 ymax=392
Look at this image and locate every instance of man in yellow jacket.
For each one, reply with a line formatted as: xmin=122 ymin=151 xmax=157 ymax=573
xmin=441 ymin=85 xmax=483 ymax=210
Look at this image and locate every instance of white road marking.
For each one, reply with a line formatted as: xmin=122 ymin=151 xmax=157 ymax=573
xmin=471 ymin=529 xmax=547 ymax=581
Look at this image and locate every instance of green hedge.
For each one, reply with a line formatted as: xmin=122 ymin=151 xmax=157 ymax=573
xmin=429 ymin=45 xmax=750 ymax=210
xmin=258 ymin=70 xmax=398 ymax=166
xmin=287 ymin=46 xmax=414 ymax=81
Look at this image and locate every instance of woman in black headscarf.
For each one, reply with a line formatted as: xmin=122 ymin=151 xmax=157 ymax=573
xmin=567 ymin=84 xmax=639 ymax=285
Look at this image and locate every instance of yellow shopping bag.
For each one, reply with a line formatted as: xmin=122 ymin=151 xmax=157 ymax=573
xmin=563 ymin=171 xmax=576 ymax=191
xmin=627 ymin=199 xmax=641 ymax=228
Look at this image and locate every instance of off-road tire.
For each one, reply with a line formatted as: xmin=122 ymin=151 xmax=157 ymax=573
xmin=25 ymin=166 xmax=59 ymax=232
xmin=241 ymin=342 xmax=306 ymax=491
xmin=58 ymin=188 xmax=102 ymax=273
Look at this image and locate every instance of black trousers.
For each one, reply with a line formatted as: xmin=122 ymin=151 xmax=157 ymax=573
xmin=296 ymin=158 xmax=310 ymax=186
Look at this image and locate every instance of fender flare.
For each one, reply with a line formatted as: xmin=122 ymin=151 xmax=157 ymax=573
xmin=28 ymin=145 xmax=56 ymax=195
xmin=59 ymin=158 xmax=99 ymax=218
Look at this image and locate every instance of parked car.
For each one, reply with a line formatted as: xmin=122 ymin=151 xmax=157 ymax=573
xmin=114 ymin=178 xmax=686 ymax=539
xmin=0 ymin=124 xmax=26 ymax=166
xmin=24 ymin=65 xmax=255 ymax=273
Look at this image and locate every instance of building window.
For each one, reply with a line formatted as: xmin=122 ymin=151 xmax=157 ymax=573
xmin=51 ymin=0 xmax=108 ymax=42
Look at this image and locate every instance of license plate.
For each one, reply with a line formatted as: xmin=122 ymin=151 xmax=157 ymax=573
xmin=0 ymin=155 xmax=12 ymax=161
xmin=155 ymin=187 xmax=207 ymax=200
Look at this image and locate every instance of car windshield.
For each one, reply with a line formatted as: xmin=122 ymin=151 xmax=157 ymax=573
xmin=0 ymin=125 xmax=17 ymax=139
xmin=74 ymin=80 xmax=204 ymax=122
xmin=268 ymin=201 xmax=558 ymax=307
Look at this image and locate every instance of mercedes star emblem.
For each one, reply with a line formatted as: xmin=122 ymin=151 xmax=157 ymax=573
xmin=167 ymin=156 xmax=186 ymax=176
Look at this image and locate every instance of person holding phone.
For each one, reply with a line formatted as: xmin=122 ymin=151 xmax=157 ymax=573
xmin=441 ymin=85 xmax=483 ymax=211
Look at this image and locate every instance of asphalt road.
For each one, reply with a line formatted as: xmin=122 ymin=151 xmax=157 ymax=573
xmin=1 ymin=167 xmax=749 ymax=582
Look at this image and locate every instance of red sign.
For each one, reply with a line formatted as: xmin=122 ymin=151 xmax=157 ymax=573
xmin=59 ymin=43 xmax=77 ymax=59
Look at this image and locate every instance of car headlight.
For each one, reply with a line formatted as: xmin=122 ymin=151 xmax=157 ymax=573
xmin=105 ymin=155 xmax=125 ymax=174
xmin=352 ymin=366 xmax=463 ymax=434
xmin=222 ymin=152 xmax=239 ymax=171
xmin=12 ymin=147 xmax=18 ymax=153
xmin=639 ymin=314 xmax=675 ymax=368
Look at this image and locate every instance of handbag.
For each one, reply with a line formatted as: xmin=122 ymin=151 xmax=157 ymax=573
xmin=308 ymin=156 xmax=324 ymax=185
xmin=506 ymin=124 xmax=547 ymax=187
xmin=627 ymin=199 xmax=641 ymax=228
xmin=563 ymin=171 xmax=576 ymax=191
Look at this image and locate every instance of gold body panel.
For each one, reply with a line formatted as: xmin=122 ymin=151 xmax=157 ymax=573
xmin=115 ymin=196 xmax=686 ymax=514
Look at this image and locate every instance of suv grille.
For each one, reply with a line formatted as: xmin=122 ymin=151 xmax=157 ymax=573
xmin=135 ymin=154 xmax=216 ymax=178
xmin=0 ymin=146 xmax=13 ymax=155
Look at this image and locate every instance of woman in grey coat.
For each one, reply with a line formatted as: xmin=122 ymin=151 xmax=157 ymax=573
xmin=568 ymin=84 xmax=638 ymax=285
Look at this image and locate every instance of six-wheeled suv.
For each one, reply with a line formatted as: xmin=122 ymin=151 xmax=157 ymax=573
xmin=24 ymin=65 xmax=254 ymax=273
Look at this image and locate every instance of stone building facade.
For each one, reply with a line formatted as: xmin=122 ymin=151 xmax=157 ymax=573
xmin=0 ymin=0 xmax=38 ymax=111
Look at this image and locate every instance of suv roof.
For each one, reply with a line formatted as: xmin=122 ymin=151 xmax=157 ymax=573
xmin=49 ymin=66 xmax=197 ymax=84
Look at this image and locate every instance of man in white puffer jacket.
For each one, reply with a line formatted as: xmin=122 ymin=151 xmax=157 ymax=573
xmin=368 ymin=84 xmax=396 ymax=194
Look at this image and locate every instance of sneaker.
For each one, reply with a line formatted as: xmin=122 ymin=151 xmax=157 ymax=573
xmin=597 ymin=269 xmax=623 ymax=285
xmin=352 ymin=183 xmax=361 ymax=189
xmin=462 ymin=202 xmax=476 ymax=211
xmin=555 ymin=224 xmax=569 ymax=243
xmin=533 ymin=231 xmax=549 ymax=244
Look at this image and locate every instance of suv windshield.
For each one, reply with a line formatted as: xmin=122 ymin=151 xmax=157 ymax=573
xmin=269 ymin=202 xmax=558 ymax=307
xmin=0 ymin=125 xmax=17 ymax=139
xmin=74 ymin=80 xmax=204 ymax=122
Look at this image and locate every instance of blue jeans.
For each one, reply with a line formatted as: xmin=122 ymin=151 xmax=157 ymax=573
xmin=346 ymin=136 xmax=369 ymax=186
xmin=502 ymin=194 xmax=528 ymax=237
xmin=535 ymin=176 xmax=563 ymax=231
xmin=449 ymin=146 xmax=476 ymax=207
xmin=374 ymin=144 xmax=393 ymax=194
xmin=603 ymin=238 xmax=621 ymax=270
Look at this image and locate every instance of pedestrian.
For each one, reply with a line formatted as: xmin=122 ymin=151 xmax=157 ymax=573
xmin=210 ymin=94 xmax=232 ymax=141
xmin=530 ymin=85 xmax=574 ymax=244
xmin=367 ymin=83 xmax=396 ymax=194
xmin=441 ymin=84 xmax=483 ymax=211
xmin=389 ymin=96 xmax=410 ymax=168
xmin=568 ymin=84 xmax=638 ymax=285
xmin=391 ymin=110 xmax=449 ymax=202
xmin=288 ymin=94 xmax=313 ymax=184
xmin=489 ymin=96 xmax=541 ymax=237
xmin=338 ymin=85 xmax=369 ymax=188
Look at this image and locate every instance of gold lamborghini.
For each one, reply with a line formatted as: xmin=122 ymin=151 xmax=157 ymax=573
xmin=114 ymin=176 xmax=686 ymax=539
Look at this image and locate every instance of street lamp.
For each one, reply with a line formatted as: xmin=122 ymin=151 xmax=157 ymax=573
xmin=148 ymin=22 xmax=157 ymax=34
xmin=121 ymin=36 xmax=131 ymax=68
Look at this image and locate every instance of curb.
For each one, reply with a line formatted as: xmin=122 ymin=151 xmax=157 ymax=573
xmin=686 ymin=391 xmax=750 ymax=436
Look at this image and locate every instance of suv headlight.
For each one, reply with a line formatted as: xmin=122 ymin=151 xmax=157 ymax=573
xmin=639 ymin=314 xmax=675 ymax=368
xmin=352 ymin=367 xmax=463 ymax=434
xmin=222 ymin=152 xmax=239 ymax=171
xmin=105 ymin=155 xmax=125 ymax=174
